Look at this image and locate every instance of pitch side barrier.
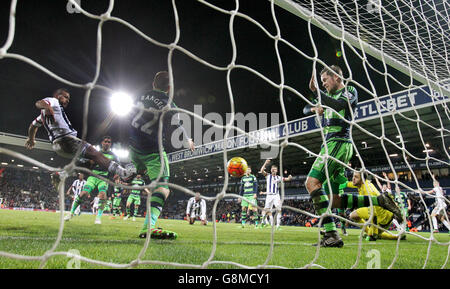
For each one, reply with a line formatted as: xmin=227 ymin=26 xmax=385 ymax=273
xmin=168 ymin=85 xmax=449 ymax=163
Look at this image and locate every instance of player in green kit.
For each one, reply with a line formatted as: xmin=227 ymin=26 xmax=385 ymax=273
xmin=239 ymin=167 xmax=260 ymax=228
xmin=124 ymin=174 xmax=145 ymax=221
xmin=111 ymin=176 xmax=123 ymax=219
xmin=105 ymin=197 xmax=112 ymax=213
xmin=65 ymin=136 xmax=120 ymax=224
xmin=128 ymin=71 xmax=195 ymax=239
xmin=303 ymin=65 xmax=402 ymax=247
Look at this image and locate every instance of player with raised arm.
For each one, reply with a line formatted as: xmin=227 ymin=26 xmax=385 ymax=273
xmin=375 ymin=172 xmax=392 ymax=194
xmin=303 ymin=65 xmax=402 ymax=247
xmin=186 ymin=192 xmax=207 ymax=225
xmin=422 ymin=175 xmax=450 ymax=233
xmin=124 ymin=174 xmax=145 ymax=221
xmin=128 ymin=71 xmax=195 ymax=239
xmin=259 ymin=159 xmax=292 ymax=230
xmin=25 ymin=89 xmax=136 ymax=186
xmin=66 ymin=173 xmax=86 ymax=216
xmin=239 ymin=167 xmax=260 ymax=228
xmin=65 ymin=136 xmax=120 ymax=224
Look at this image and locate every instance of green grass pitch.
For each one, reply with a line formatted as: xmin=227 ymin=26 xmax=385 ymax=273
xmin=0 ymin=210 xmax=448 ymax=269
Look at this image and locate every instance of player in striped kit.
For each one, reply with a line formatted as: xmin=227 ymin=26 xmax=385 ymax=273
xmin=259 ymin=159 xmax=292 ymax=230
xmin=186 ymin=192 xmax=207 ymax=225
xmin=423 ymin=176 xmax=450 ymax=234
xmin=25 ymin=88 xmax=136 ymax=185
xmin=91 ymin=196 xmax=100 ymax=215
xmin=66 ymin=173 xmax=86 ymax=216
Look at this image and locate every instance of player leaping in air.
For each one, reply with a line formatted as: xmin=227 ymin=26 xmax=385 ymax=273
xmin=25 ymin=88 xmax=136 ymax=184
xmin=303 ymin=65 xmax=402 ymax=247
xmin=128 ymin=71 xmax=195 ymax=240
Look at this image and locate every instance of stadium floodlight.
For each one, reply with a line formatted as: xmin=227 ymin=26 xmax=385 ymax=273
xmin=110 ymin=91 xmax=133 ymax=116
xmin=112 ymin=147 xmax=129 ymax=160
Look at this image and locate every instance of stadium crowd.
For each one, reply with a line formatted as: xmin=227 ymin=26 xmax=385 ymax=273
xmin=1 ymin=166 xmax=449 ymax=232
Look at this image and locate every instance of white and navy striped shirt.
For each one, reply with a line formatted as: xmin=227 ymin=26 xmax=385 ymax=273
xmin=266 ymin=175 xmax=282 ymax=195
xmin=71 ymin=179 xmax=86 ymax=198
xmin=32 ymin=97 xmax=77 ymax=142
xmin=186 ymin=197 xmax=206 ymax=216
xmin=433 ymin=186 xmax=446 ymax=208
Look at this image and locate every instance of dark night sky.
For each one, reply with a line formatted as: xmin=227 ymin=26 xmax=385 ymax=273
xmin=0 ymin=0 xmax=412 ymax=148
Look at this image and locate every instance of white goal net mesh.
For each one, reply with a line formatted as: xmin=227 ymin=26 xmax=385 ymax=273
xmin=0 ymin=0 xmax=449 ymax=269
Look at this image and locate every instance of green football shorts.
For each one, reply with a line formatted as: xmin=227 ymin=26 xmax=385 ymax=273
xmin=82 ymin=176 xmax=108 ymax=195
xmin=127 ymin=194 xmax=141 ymax=206
xmin=308 ymin=140 xmax=353 ymax=184
xmin=130 ymin=148 xmax=170 ymax=190
xmin=113 ymin=197 xmax=121 ymax=207
xmin=241 ymin=194 xmax=257 ymax=208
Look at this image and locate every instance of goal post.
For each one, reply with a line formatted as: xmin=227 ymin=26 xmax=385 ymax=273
xmin=273 ymin=0 xmax=450 ymax=97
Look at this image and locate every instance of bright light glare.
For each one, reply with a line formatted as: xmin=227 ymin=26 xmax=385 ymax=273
xmin=112 ymin=148 xmax=129 ymax=160
xmin=110 ymin=91 xmax=133 ymax=116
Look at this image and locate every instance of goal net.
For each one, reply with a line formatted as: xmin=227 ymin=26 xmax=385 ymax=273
xmin=0 ymin=0 xmax=449 ymax=269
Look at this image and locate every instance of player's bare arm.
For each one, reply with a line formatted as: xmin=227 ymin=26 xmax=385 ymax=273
xmin=66 ymin=186 xmax=73 ymax=196
xmin=283 ymin=175 xmax=293 ymax=182
xmin=309 ymin=73 xmax=318 ymax=92
xmin=383 ymin=172 xmax=391 ymax=191
xmin=303 ymin=73 xmax=324 ymax=116
xmin=25 ymin=123 xmax=39 ymax=150
xmin=187 ymin=138 xmax=195 ymax=152
xmin=259 ymin=159 xmax=270 ymax=176
xmin=374 ymin=174 xmax=383 ymax=191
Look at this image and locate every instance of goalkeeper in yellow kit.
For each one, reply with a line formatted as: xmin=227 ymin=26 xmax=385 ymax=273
xmin=343 ymin=171 xmax=405 ymax=241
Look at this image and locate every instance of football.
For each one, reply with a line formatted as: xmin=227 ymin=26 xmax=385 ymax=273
xmin=227 ymin=157 xmax=248 ymax=178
